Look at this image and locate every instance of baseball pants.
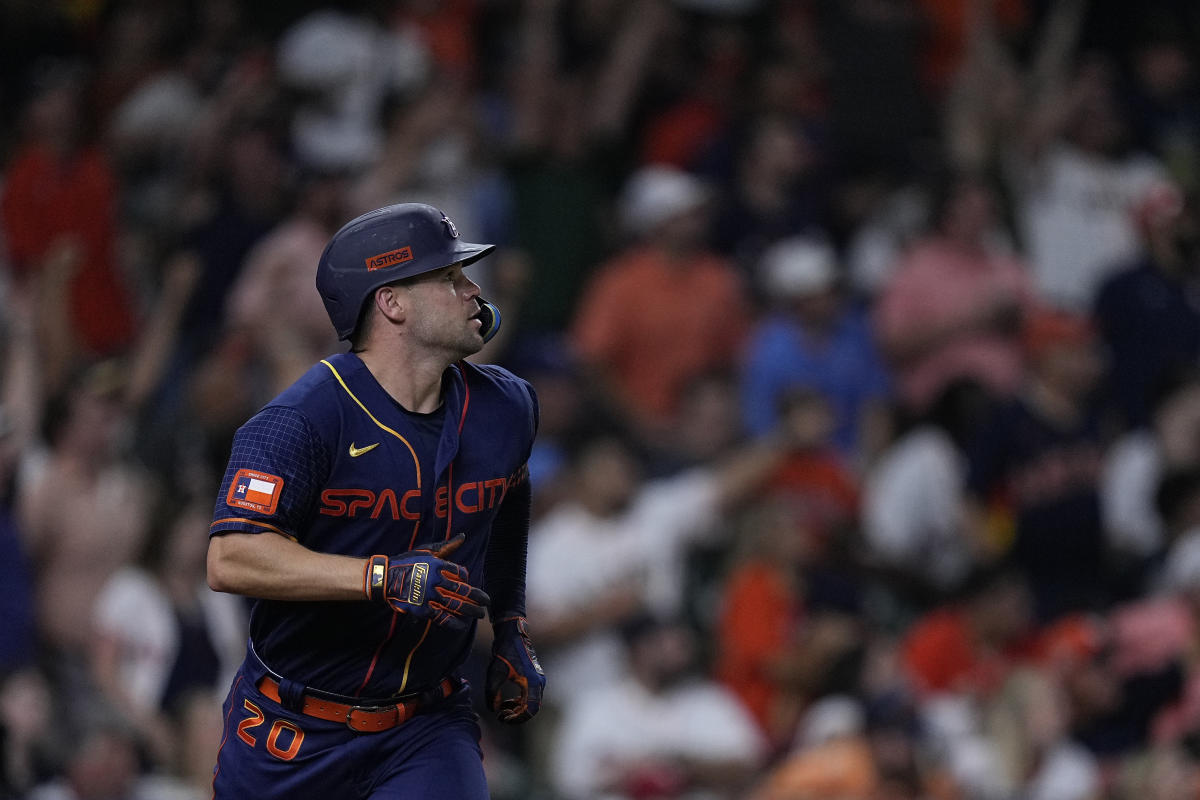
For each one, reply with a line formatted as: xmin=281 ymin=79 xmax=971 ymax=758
xmin=211 ymin=668 xmax=488 ymax=799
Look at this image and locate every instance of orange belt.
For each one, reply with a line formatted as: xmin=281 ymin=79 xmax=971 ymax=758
xmin=257 ymin=676 xmax=457 ymax=733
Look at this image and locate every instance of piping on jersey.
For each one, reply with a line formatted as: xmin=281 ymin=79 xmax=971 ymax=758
xmin=320 ymin=359 xmax=423 ymax=490
xmin=397 ymin=364 xmax=472 ymax=693
xmin=209 ymin=517 xmax=298 ymax=541
xmin=356 ymin=610 xmax=400 ymax=697
xmin=324 ymin=358 xmax=429 ymax=695
xmin=398 ymin=620 xmax=434 ymax=694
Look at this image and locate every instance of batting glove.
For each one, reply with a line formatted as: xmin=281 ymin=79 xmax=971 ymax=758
xmin=365 ymin=533 xmax=490 ymax=631
xmin=486 ymin=616 xmax=545 ymax=723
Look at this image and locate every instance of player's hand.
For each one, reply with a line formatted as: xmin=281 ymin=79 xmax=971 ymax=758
xmin=486 ymin=616 xmax=545 ymax=724
xmin=366 ymin=533 xmax=490 ymax=630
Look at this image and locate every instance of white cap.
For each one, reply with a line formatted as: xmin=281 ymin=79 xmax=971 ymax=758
xmin=797 ymin=695 xmax=865 ymax=750
xmin=619 ymin=165 xmax=711 ymax=236
xmin=759 ymin=236 xmax=838 ymax=298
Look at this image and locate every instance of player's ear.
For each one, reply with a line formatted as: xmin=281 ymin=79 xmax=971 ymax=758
xmin=373 ymin=284 xmax=407 ymax=325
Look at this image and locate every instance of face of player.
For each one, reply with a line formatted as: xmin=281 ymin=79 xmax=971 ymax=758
xmin=402 ymin=263 xmax=486 ymax=360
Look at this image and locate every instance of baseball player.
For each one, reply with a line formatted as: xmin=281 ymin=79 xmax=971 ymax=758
xmin=206 ymin=203 xmax=544 ymax=799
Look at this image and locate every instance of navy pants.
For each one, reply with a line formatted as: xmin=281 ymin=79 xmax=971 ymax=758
xmin=211 ymin=668 xmax=487 ymax=799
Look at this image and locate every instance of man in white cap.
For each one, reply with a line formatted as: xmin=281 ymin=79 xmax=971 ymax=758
xmin=572 ymin=165 xmax=751 ymax=442
xmin=741 ymin=236 xmax=890 ymax=458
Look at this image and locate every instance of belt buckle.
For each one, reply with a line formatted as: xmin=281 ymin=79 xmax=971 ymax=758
xmin=345 ymin=704 xmax=399 ymax=733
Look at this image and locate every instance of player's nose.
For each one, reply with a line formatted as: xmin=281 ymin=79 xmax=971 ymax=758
xmin=461 ymin=274 xmax=481 ymax=301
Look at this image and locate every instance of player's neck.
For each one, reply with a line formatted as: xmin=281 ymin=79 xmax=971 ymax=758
xmin=358 ymin=349 xmax=447 ymax=414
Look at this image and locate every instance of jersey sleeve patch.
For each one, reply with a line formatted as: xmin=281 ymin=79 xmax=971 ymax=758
xmin=226 ymin=469 xmax=285 ymax=514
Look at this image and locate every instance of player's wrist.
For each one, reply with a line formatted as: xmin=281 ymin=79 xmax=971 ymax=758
xmin=364 ymin=554 xmax=388 ymax=602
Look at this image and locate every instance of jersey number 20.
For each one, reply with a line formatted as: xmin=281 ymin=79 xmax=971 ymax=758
xmin=237 ymin=699 xmax=305 ymax=761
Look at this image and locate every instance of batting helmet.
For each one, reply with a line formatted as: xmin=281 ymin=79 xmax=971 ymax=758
xmin=316 ymin=203 xmax=496 ymax=340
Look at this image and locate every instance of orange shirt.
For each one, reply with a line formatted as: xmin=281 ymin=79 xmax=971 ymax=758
xmin=717 ymin=562 xmax=801 ymax=737
xmin=572 ymin=245 xmax=749 ymax=425
xmin=902 ymin=608 xmax=1029 ymax=697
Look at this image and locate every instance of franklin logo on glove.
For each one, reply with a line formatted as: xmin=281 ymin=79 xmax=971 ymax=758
xmin=408 ymin=563 xmax=428 ymax=604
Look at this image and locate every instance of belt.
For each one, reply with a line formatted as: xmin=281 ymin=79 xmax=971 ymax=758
xmin=256 ymin=676 xmax=458 ymax=733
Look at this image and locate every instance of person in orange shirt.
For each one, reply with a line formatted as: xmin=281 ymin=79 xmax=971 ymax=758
xmin=902 ymin=567 xmax=1036 ymax=698
xmin=716 ymin=494 xmax=861 ymax=752
xmin=572 ymin=165 xmax=751 ymax=443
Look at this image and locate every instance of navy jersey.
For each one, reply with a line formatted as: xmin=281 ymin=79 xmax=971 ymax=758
xmin=210 ymin=353 xmax=538 ymax=698
xmin=966 ymin=397 xmax=1105 ymax=618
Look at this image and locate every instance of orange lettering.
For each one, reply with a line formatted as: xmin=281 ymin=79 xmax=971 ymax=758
xmin=455 ymin=482 xmax=480 ymax=514
xmin=400 ymin=489 xmax=421 ymax=521
xmin=266 ymin=719 xmax=305 ymax=761
xmin=237 ymin=700 xmax=264 ymax=747
xmin=435 ymin=486 xmax=449 ymax=518
xmin=482 ymin=478 xmax=506 ymax=508
xmin=371 ymin=489 xmax=400 ymax=520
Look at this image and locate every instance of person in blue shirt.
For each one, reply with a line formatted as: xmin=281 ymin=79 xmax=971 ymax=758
xmin=741 ymin=236 xmax=890 ymax=459
xmin=206 ymin=203 xmax=544 ymax=799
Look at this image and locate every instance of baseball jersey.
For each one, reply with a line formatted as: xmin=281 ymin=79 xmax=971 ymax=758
xmin=210 ymin=352 xmax=538 ymax=699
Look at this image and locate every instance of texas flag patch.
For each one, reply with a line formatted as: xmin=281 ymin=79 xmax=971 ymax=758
xmin=227 ymin=469 xmax=284 ymax=514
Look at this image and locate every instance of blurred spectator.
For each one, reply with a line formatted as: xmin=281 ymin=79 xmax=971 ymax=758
xmin=745 ymin=695 xmax=878 ymax=800
xmin=1012 ymin=55 xmax=1167 ymax=311
xmin=741 ymin=235 xmax=890 ymax=457
xmin=709 ymin=115 xmax=830 ymax=271
xmin=983 ymin=668 xmax=1101 ymax=800
xmin=1123 ymin=26 xmax=1200 ymax=191
xmin=916 ymin=0 xmax=1030 ymax=99
xmin=758 ymin=390 xmax=861 ymax=547
xmin=0 ymin=62 xmax=137 ymax=382
xmin=26 ymin=725 xmax=198 ymax=800
xmin=17 ymin=364 xmax=153 ymax=673
xmin=526 ymin=424 xmax=793 ymax=698
xmin=500 ymin=337 xmax=587 ymax=510
xmin=89 ymin=501 xmax=245 ymax=765
xmin=901 ymin=567 xmax=1035 ymax=698
xmin=662 ymin=370 xmax=745 ymax=473
xmin=1102 ymin=369 xmax=1200 ymax=564
xmin=170 ymin=691 xmax=226 ymax=800
xmin=864 ymin=379 xmax=991 ymax=596
xmin=572 ymin=165 xmax=750 ymax=440
xmin=875 ymin=172 xmax=1034 ymax=413
xmin=844 ymin=176 xmax=929 ymax=298
xmin=1094 ymin=180 xmax=1200 ymax=429
xmin=549 ymin=615 xmax=765 ymax=800
xmin=965 ymin=311 xmax=1109 ymax=619
xmin=715 ymin=498 xmax=858 ymax=751
xmin=0 ymin=669 xmax=54 ymax=798
xmin=173 ymin=120 xmax=288 ymax=364
xmin=748 ymin=693 xmax=936 ymax=800
xmin=275 ymin=6 xmax=428 ymax=172
xmin=222 ymin=167 xmax=348 ymax=395
xmin=504 ymin=0 xmax=674 ymax=334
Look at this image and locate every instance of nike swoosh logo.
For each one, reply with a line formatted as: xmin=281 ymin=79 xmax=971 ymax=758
xmin=348 ymin=442 xmax=380 ymax=458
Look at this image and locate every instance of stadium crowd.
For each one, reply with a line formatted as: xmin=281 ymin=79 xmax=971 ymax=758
xmin=4 ymin=0 xmax=1200 ymax=798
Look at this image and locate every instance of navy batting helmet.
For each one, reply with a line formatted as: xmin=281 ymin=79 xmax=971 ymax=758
xmin=316 ymin=203 xmax=496 ymax=340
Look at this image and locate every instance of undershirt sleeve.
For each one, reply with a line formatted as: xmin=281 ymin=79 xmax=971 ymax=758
xmin=484 ymin=466 xmax=532 ymax=621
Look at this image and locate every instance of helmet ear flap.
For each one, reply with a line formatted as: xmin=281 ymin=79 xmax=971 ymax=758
xmin=476 ymin=299 xmax=502 ymax=344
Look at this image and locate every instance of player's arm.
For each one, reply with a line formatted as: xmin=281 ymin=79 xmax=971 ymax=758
xmin=483 ymin=464 xmax=546 ymax=723
xmin=207 ymin=531 xmax=369 ymax=601
xmin=209 ymin=529 xmax=488 ymax=627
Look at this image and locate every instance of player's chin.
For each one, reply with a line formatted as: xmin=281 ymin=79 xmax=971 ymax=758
xmin=454 ymin=331 xmax=485 ymax=358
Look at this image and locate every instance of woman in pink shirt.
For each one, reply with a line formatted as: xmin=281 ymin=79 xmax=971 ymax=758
xmin=875 ymin=174 xmax=1038 ymax=411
